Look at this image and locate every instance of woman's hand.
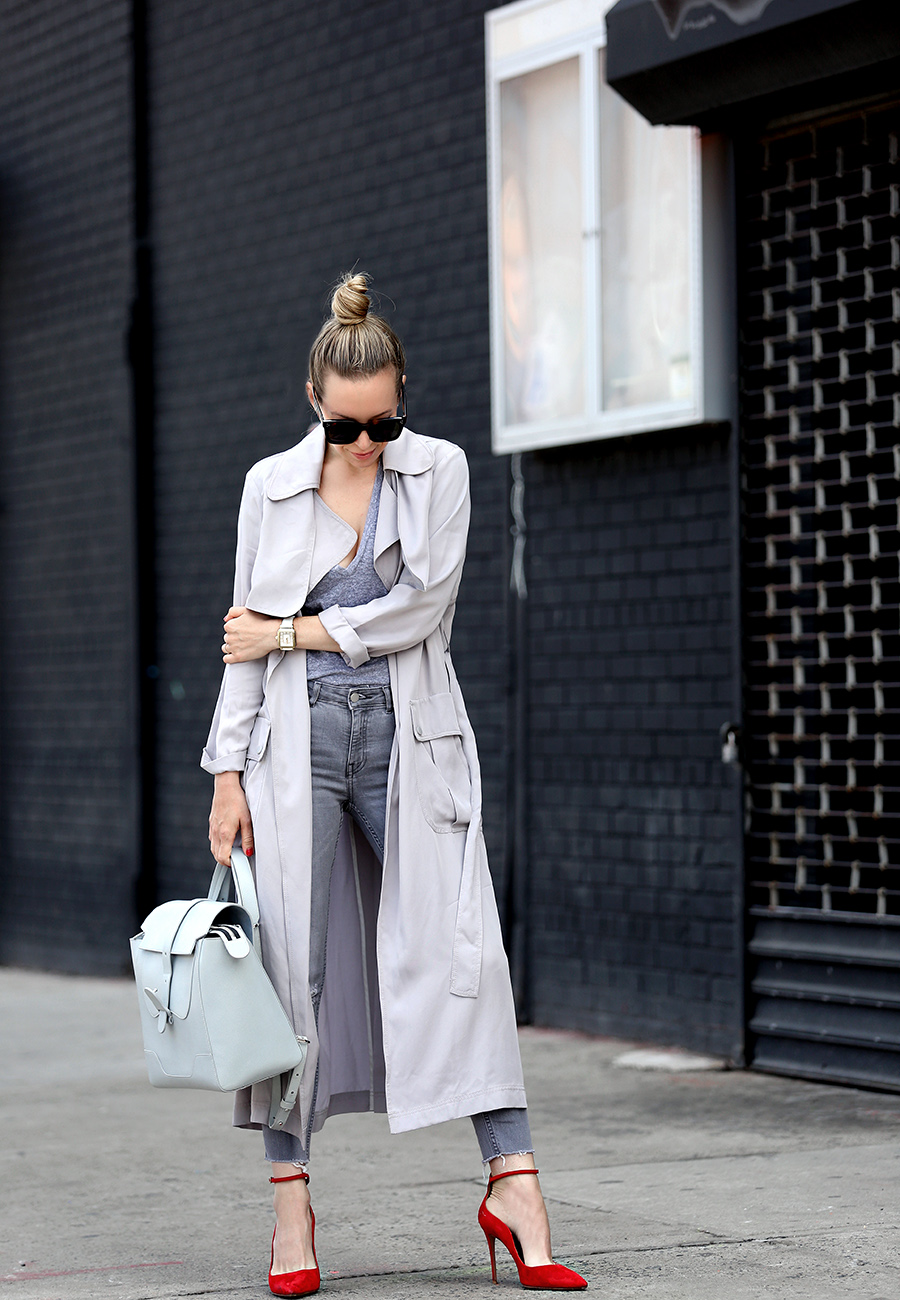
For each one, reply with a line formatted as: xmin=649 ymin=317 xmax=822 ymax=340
xmin=222 ymin=606 xmax=280 ymax=662
xmin=209 ymin=771 xmax=254 ymax=865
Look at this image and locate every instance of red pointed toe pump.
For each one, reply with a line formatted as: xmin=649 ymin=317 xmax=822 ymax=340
xmin=478 ymin=1168 xmax=587 ymax=1291
xmin=268 ymin=1172 xmax=320 ymax=1297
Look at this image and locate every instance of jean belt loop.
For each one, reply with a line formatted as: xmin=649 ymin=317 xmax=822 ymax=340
xmin=308 ymin=680 xmax=321 ymax=706
xmin=383 ymin=685 xmax=393 ymax=713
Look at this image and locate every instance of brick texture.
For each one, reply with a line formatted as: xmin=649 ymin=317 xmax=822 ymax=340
xmin=524 ymin=431 xmax=742 ymax=1052
xmin=0 ymin=0 xmax=139 ymax=971
xmin=737 ymin=105 xmax=900 ymax=1087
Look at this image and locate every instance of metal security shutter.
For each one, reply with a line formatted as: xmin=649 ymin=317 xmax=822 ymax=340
xmin=740 ymin=104 xmax=900 ymax=1090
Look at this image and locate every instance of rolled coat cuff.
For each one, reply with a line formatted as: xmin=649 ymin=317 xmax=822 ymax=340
xmin=317 ymin=605 xmax=370 ymax=669
xmin=200 ymin=747 xmax=247 ymax=774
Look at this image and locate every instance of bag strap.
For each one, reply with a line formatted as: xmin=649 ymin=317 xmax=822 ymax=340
xmin=208 ymin=846 xmax=260 ymax=930
xmin=268 ymin=1040 xmax=310 ymax=1130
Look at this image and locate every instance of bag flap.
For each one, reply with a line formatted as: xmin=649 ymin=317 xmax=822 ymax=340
xmin=136 ymin=898 xmax=200 ymax=953
xmin=410 ymin=692 xmax=462 ymax=741
xmin=137 ymin=899 xmax=252 ymax=954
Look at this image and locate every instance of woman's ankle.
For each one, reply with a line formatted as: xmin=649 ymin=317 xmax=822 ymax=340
xmin=488 ymin=1152 xmax=537 ymax=1180
xmin=270 ymin=1160 xmax=309 ymax=1181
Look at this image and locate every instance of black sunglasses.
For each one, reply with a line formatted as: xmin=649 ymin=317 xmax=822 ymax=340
xmin=312 ymin=384 xmax=407 ymax=445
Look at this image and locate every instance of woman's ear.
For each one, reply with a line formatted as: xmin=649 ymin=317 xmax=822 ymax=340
xmin=306 ymin=379 xmax=316 ymax=407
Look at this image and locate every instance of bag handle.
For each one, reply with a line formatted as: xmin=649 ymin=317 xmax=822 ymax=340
xmin=208 ymin=846 xmax=260 ymax=930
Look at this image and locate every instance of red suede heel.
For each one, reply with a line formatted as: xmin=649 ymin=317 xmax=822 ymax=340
xmin=477 ymin=1169 xmax=587 ymax=1291
xmin=268 ymin=1172 xmax=319 ymax=1297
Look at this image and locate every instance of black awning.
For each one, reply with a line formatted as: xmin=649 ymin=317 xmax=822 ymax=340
xmin=606 ymin=0 xmax=900 ymax=128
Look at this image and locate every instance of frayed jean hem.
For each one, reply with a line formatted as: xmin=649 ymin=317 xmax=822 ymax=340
xmin=262 ymin=1106 xmax=532 ymax=1167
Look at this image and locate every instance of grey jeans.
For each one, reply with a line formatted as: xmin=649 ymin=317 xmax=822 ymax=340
xmin=263 ymin=680 xmax=532 ymax=1165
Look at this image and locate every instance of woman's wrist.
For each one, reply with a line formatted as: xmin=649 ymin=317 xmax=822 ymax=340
xmin=214 ymin=770 xmax=243 ymax=785
xmin=276 ymin=615 xmax=297 ymax=650
xmin=294 ymin=614 xmax=340 ymax=654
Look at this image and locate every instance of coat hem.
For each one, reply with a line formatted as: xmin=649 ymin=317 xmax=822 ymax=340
xmin=387 ymin=1087 xmax=528 ymax=1134
xmin=238 ymin=1089 xmax=389 ymax=1137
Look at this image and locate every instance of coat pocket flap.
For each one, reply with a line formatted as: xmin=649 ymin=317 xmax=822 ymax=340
xmin=248 ymin=714 xmax=271 ymax=763
xmin=410 ymin=692 xmax=462 ymax=742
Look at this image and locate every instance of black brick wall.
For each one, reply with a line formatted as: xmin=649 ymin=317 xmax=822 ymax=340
xmin=0 ymin=0 xmax=139 ymax=971
xmin=524 ymin=431 xmax=742 ymax=1053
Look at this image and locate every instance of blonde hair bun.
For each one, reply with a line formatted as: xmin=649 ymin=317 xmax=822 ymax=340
xmin=309 ymin=271 xmax=406 ymax=396
xmin=331 ymin=272 xmax=370 ymax=326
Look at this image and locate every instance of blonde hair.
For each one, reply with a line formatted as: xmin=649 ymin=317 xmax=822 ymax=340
xmin=309 ymin=272 xmax=406 ymax=397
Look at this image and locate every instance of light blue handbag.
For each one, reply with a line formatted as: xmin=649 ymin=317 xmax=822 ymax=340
xmin=130 ymin=846 xmax=307 ymax=1130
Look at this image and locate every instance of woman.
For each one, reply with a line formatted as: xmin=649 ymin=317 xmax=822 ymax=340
xmin=203 ymin=273 xmax=586 ymax=1296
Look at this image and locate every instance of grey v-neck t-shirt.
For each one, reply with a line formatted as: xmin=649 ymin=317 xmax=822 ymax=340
xmin=302 ymin=464 xmax=390 ymax=684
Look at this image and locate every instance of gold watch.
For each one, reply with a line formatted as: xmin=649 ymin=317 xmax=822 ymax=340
xmin=277 ymin=616 xmax=297 ymax=651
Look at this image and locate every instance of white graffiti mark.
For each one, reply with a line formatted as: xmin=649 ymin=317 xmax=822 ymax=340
xmin=653 ymin=0 xmax=777 ymax=39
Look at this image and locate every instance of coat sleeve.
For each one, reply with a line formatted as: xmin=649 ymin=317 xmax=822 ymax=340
xmin=316 ymin=445 xmax=470 ymax=668
xmin=200 ymin=467 xmax=268 ymax=773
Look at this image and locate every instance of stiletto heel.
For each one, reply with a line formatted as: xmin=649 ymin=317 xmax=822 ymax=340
xmin=268 ymin=1172 xmax=319 ymax=1297
xmin=477 ymin=1168 xmax=587 ymax=1291
xmin=482 ymin=1224 xmax=498 ymax=1283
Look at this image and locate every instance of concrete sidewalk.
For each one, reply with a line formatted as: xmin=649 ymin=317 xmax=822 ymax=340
xmin=1 ymin=968 xmax=898 ymax=1299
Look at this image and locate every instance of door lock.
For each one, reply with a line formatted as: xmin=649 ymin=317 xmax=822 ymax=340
xmin=720 ymin=722 xmax=742 ymax=766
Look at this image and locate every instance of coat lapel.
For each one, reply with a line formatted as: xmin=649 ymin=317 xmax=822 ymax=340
xmin=243 ymin=431 xmax=322 ymax=614
xmin=382 ymin=430 xmax=435 ymax=591
xmin=246 ymin=426 xmax=437 ymax=613
xmin=245 ymin=491 xmax=317 ymax=616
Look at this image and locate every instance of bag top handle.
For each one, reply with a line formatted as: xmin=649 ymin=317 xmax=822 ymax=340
xmin=208 ymin=846 xmax=260 ymax=930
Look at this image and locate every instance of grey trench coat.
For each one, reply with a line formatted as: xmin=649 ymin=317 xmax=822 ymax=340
xmin=201 ymin=426 xmax=525 ymax=1142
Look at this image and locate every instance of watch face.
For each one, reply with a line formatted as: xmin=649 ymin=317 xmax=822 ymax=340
xmin=278 ymin=629 xmax=293 ymax=649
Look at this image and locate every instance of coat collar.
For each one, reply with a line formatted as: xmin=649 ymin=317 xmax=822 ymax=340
xmin=265 ymin=426 xmax=435 ymax=501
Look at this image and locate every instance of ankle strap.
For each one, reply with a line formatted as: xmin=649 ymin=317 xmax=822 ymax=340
xmin=269 ymin=1172 xmax=309 ymax=1184
xmin=488 ymin=1167 xmax=539 ymax=1186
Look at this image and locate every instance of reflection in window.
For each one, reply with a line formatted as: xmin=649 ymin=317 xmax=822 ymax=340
xmin=599 ymin=52 xmax=693 ymax=412
xmin=500 ymin=59 xmax=584 ymax=426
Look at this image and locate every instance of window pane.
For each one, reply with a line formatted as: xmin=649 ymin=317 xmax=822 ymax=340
xmin=500 ymin=58 xmax=584 ymax=425
xmin=599 ymin=52 xmax=694 ymax=412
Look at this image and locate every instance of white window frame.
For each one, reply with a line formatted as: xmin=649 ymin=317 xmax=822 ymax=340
xmin=486 ymin=0 xmax=726 ymax=454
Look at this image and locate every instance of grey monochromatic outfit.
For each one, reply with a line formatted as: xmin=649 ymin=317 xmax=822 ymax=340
xmin=264 ymin=675 xmax=531 ymax=1164
xmin=201 ymin=426 xmax=527 ymax=1153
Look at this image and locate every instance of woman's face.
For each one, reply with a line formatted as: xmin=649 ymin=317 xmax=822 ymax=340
xmin=308 ymin=368 xmax=403 ymax=471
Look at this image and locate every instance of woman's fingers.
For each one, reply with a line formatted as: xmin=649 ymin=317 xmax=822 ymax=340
xmin=220 ymin=609 xmax=277 ymax=663
xmin=222 ymin=607 xmax=250 ymax=661
xmin=209 ymin=778 xmax=253 ymax=864
xmin=209 ymin=824 xmax=232 ymax=865
xmin=240 ymin=809 xmax=255 ymax=858
xmin=221 ymin=618 xmax=249 ymax=663
xmin=211 ymin=829 xmax=238 ymax=865
xmin=208 ymin=814 xmax=232 ymax=864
